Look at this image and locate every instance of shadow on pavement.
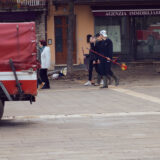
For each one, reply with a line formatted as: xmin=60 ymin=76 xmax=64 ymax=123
xmin=0 ymin=119 xmax=36 ymax=128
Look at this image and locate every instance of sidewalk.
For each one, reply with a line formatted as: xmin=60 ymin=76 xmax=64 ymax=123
xmin=4 ymin=64 xmax=160 ymax=117
xmin=1 ymin=64 xmax=160 ymax=160
xmin=50 ymin=63 xmax=160 ymax=90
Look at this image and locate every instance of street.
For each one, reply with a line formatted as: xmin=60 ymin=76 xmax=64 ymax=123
xmin=0 ymin=0 xmax=160 ymax=159
xmin=0 ymin=78 xmax=160 ymax=160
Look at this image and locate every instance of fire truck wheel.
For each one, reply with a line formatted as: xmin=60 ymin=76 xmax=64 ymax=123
xmin=0 ymin=100 xmax=4 ymax=120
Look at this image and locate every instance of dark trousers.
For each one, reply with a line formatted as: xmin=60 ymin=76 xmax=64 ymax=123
xmin=88 ymin=60 xmax=94 ymax=81
xmin=88 ymin=60 xmax=100 ymax=81
xmin=37 ymin=69 xmax=42 ymax=87
xmin=40 ymin=69 xmax=50 ymax=88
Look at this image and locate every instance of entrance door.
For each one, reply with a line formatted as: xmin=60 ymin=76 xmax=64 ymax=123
xmin=54 ymin=16 xmax=76 ymax=64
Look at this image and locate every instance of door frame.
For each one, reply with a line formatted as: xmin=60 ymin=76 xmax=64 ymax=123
xmin=54 ymin=15 xmax=77 ymax=65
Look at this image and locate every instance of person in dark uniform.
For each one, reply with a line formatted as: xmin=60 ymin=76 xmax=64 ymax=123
xmin=97 ymin=30 xmax=119 ymax=88
xmin=100 ymin=30 xmax=119 ymax=87
xmin=92 ymin=33 xmax=104 ymax=85
xmin=95 ymin=31 xmax=109 ymax=88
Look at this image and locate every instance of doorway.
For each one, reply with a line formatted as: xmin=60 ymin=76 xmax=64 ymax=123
xmin=54 ymin=16 xmax=76 ymax=64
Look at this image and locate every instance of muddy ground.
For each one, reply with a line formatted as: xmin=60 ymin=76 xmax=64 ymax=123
xmin=49 ymin=64 xmax=160 ymax=89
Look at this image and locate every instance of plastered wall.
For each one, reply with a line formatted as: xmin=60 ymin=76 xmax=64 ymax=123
xmin=47 ymin=4 xmax=94 ymax=68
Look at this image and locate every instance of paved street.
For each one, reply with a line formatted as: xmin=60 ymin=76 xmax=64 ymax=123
xmin=1 ymin=77 xmax=160 ymax=160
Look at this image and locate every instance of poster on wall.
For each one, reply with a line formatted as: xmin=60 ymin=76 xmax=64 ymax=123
xmin=95 ymin=25 xmax=121 ymax=52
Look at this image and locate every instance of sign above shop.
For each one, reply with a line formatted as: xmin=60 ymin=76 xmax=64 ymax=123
xmin=92 ymin=9 xmax=160 ymax=16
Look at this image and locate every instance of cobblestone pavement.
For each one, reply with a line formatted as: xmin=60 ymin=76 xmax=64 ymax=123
xmin=1 ymin=77 xmax=160 ymax=160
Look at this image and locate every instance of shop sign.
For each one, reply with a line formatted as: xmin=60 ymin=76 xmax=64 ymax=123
xmin=93 ymin=9 xmax=160 ymax=16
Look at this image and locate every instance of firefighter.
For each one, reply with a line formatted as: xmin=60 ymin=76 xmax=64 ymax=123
xmin=96 ymin=30 xmax=119 ymax=88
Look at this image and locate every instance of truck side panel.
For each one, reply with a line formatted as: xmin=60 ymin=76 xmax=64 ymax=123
xmin=0 ymin=22 xmax=37 ymax=96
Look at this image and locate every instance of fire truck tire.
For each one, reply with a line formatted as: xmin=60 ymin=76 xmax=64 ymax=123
xmin=0 ymin=100 xmax=4 ymax=120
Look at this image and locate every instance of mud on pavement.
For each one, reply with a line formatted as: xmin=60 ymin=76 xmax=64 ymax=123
xmin=49 ymin=63 xmax=160 ymax=89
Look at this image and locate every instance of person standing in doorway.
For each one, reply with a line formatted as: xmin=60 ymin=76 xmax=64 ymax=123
xmin=39 ymin=40 xmax=51 ymax=89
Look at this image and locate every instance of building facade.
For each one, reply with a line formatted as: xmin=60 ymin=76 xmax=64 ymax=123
xmin=47 ymin=0 xmax=160 ymax=68
xmin=47 ymin=3 xmax=94 ymax=67
xmin=0 ymin=0 xmax=47 ymax=43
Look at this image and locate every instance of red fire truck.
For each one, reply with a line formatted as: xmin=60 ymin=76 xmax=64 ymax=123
xmin=136 ymin=24 xmax=160 ymax=45
xmin=0 ymin=22 xmax=38 ymax=120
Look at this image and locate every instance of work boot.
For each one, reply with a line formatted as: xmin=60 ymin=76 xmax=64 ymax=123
xmin=112 ymin=74 xmax=119 ymax=86
xmin=107 ymin=75 xmax=112 ymax=85
xmin=95 ymin=74 xmax=101 ymax=86
xmin=100 ymin=76 xmax=108 ymax=88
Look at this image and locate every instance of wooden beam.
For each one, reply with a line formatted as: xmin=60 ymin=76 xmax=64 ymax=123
xmin=52 ymin=0 xmax=160 ymax=5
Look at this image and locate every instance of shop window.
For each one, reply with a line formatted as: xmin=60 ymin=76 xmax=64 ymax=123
xmin=95 ymin=16 xmax=129 ymax=55
xmin=135 ymin=16 xmax=160 ymax=59
xmin=55 ymin=27 xmax=63 ymax=53
xmin=55 ymin=17 xmax=62 ymax=25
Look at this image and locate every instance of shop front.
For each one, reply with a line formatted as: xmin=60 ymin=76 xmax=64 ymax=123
xmin=92 ymin=7 xmax=160 ymax=61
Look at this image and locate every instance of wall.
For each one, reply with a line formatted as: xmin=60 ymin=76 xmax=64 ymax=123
xmin=47 ymin=5 xmax=55 ymax=69
xmin=47 ymin=4 xmax=94 ymax=68
xmin=75 ymin=5 xmax=94 ymax=64
xmin=35 ymin=11 xmax=46 ymax=41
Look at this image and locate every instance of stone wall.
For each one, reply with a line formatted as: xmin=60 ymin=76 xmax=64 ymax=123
xmin=35 ymin=11 xmax=46 ymax=42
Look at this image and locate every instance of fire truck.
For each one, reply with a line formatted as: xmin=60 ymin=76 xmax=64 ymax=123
xmin=136 ymin=24 xmax=160 ymax=45
xmin=0 ymin=22 xmax=38 ymax=120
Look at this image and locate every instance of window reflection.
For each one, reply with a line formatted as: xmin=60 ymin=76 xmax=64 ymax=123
xmin=95 ymin=16 xmax=129 ymax=55
xmin=136 ymin=16 xmax=160 ymax=59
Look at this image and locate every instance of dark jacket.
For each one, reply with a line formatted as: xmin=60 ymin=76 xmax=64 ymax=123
xmin=89 ymin=43 xmax=96 ymax=61
xmin=94 ymin=40 xmax=102 ymax=61
xmin=100 ymin=38 xmax=113 ymax=62
xmin=96 ymin=38 xmax=113 ymax=76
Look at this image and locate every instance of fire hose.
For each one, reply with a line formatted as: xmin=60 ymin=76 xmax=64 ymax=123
xmin=86 ymin=48 xmax=127 ymax=71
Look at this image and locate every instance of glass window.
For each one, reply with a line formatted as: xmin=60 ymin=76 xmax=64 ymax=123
xmin=55 ymin=17 xmax=62 ymax=25
xmin=135 ymin=16 xmax=160 ymax=59
xmin=95 ymin=16 xmax=129 ymax=54
xmin=55 ymin=27 xmax=63 ymax=53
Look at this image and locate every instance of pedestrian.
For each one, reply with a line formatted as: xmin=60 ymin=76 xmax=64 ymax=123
xmin=84 ymin=33 xmax=111 ymax=87
xmin=39 ymin=40 xmax=51 ymax=89
xmin=92 ymin=33 xmax=107 ymax=88
xmin=94 ymin=30 xmax=118 ymax=88
xmin=37 ymin=41 xmax=44 ymax=88
xmin=84 ymin=34 xmax=97 ymax=86
xmin=99 ymin=30 xmax=119 ymax=87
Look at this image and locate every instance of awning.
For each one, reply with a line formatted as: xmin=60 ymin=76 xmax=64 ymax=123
xmin=92 ymin=9 xmax=160 ymax=16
